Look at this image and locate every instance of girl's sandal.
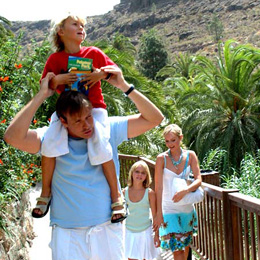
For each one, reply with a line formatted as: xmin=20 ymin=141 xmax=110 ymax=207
xmin=111 ymin=198 xmax=128 ymax=223
xmin=32 ymin=197 xmax=51 ymax=218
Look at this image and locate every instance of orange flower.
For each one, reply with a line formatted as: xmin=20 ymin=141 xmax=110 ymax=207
xmin=1 ymin=119 xmax=6 ymax=124
xmin=14 ymin=63 xmax=23 ymax=69
xmin=33 ymin=119 xmax=37 ymax=124
xmin=9 ymin=80 xmax=13 ymax=84
xmin=0 ymin=159 xmax=3 ymax=165
xmin=3 ymin=76 xmax=9 ymax=82
xmin=0 ymin=86 xmax=2 ymax=92
xmin=0 ymin=77 xmax=3 ymax=81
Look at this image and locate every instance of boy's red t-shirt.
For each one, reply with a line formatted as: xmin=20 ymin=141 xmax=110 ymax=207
xmin=41 ymin=46 xmax=116 ymax=109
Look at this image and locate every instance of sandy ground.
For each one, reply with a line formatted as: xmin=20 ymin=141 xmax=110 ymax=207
xmin=28 ymin=182 xmax=52 ymax=260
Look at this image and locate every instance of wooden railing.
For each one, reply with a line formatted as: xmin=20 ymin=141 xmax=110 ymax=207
xmin=119 ymin=154 xmax=260 ymax=260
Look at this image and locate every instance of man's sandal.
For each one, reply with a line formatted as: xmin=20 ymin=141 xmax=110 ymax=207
xmin=32 ymin=197 xmax=51 ymax=218
xmin=111 ymin=199 xmax=128 ymax=223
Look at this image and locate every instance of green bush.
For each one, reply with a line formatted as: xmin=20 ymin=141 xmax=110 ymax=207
xmin=0 ymin=34 xmax=52 ymax=231
xmin=222 ymin=151 xmax=260 ymax=198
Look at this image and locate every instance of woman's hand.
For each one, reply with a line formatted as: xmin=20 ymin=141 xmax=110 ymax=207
xmin=172 ymin=189 xmax=188 ymax=203
xmin=153 ymin=214 xmax=164 ymax=232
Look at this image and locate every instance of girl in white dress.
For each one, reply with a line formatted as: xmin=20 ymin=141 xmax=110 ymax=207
xmin=123 ymin=160 xmax=160 ymax=260
xmin=153 ymin=124 xmax=202 ymax=260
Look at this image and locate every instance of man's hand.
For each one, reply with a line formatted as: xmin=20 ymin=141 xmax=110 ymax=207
xmin=100 ymin=66 xmax=129 ymax=92
xmin=40 ymin=72 xmax=56 ymax=98
xmin=80 ymin=67 xmax=105 ymax=88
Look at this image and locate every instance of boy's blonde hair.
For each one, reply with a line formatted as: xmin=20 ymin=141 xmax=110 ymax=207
xmin=49 ymin=13 xmax=86 ymax=52
xmin=163 ymin=124 xmax=183 ymax=137
xmin=127 ymin=160 xmax=152 ymax=188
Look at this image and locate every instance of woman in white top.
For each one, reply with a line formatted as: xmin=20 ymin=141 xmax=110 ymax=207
xmin=123 ymin=160 xmax=160 ymax=260
xmin=153 ymin=124 xmax=202 ymax=260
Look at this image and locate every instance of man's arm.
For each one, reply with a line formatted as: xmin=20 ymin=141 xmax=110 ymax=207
xmin=101 ymin=66 xmax=164 ymax=138
xmin=4 ymin=73 xmax=55 ymax=153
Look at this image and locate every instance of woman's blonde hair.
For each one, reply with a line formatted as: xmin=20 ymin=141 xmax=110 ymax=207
xmin=127 ymin=160 xmax=152 ymax=188
xmin=49 ymin=13 xmax=86 ymax=52
xmin=163 ymin=124 xmax=183 ymax=137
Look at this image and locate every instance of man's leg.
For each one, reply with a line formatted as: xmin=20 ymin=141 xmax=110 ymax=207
xmin=50 ymin=226 xmax=91 ymax=260
xmin=90 ymin=222 xmax=124 ymax=260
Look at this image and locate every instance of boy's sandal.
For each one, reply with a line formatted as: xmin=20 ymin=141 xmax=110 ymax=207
xmin=111 ymin=199 xmax=128 ymax=223
xmin=32 ymin=197 xmax=51 ymax=218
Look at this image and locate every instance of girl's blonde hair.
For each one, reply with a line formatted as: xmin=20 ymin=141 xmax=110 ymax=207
xmin=49 ymin=13 xmax=86 ymax=52
xmin=163 ymin=124 xmax=183 ymax=137
xmin=128 ymin=160 xmax=152 ymax=188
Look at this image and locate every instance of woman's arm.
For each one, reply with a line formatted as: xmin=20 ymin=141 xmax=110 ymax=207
xmin=172 ymin=150 xmax=202 ymax=202
xmin=153 ymin=154 xmax=164 ymax=232
xmin=188 ymin=150 xmax=202 ymax=190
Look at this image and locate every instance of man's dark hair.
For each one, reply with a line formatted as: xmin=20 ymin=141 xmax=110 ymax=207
xmin=56 ymin=91 xmax=92 ymax=122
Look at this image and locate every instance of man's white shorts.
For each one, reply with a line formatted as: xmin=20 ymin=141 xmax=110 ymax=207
xmin=49 ymin=221 xmax=125 ymax=260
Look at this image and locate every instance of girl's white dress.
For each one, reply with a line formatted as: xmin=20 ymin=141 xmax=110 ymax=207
xmin=124 ymin=187 xmax=159 ymax=260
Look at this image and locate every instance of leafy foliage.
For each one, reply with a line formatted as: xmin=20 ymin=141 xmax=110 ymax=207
xmin=0 ymin=34 xmax=52 ymax=231
xmin=222 ymin=151 xmax=260 ymax=198
xmin=200 ymin=148 xmax=229 ymax=175
xmin=180 ymin=41 xmax=260 ymax=170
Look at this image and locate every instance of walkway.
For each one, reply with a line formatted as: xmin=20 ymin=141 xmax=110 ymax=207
xmin=28 ymin=183 xmax=196 ymax=260
xmin=28 ymin=183 xmax=52 ymax=260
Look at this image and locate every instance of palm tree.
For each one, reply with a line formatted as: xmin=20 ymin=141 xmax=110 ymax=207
xmin=157 ymin=52 xmax=196 ymax=79
xmin=182 ymin=40 xmax=260 ymax=170
xmin=0 ymin=16 xmax=11 ymax=25
xmin=0 ymin=16 xmax=12 ymax=40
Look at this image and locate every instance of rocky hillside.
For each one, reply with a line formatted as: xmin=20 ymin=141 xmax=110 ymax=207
xmin=4 ymin=0 xmax=260 ymax=58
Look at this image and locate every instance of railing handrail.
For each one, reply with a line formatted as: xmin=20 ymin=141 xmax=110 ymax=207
xmin=228 ymin=192 xmax=260 ymax=215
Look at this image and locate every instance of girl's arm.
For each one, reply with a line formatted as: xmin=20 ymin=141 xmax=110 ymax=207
xmin=148 ymin=188 xmax=156 ymax=221
xmin=153 ymin=154 xmax=164 ymax=232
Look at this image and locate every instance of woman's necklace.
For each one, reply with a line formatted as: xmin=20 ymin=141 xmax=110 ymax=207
xmin=168 ymin=149 xmax=183 ymax=168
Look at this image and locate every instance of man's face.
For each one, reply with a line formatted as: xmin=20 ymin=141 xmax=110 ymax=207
xmin=61 ymin=106 xmax=94 ymax=139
